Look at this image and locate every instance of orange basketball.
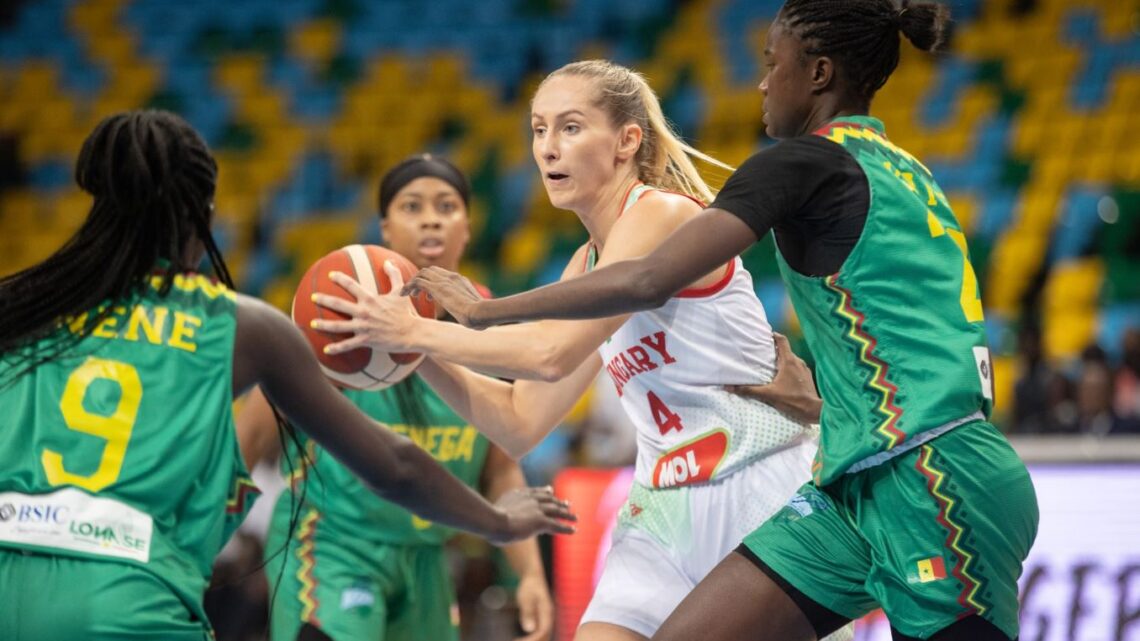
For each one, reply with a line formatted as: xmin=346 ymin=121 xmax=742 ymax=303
xmin=291 ymin=244 xmax=435 ymax=390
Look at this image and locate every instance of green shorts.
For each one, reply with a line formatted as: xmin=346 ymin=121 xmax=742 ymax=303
xmin=0 ymin=548 xmax=209 ymax=641
xmin=265 ymin=507 xmax=459 ymax=641
xmin=742 ymin=420 xmax=1038 ymax=639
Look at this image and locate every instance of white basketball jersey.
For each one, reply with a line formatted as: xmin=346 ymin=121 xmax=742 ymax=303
xmin=594 ymin=185 xmax=810 ymax=488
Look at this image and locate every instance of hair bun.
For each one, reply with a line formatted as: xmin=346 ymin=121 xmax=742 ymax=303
xmin=897 ymin=0 xmax=950 ymax=53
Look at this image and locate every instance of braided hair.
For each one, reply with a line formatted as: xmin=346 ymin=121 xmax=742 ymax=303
xmin=778 ymin=0 xmax=950 ymax=105
xmin=0 ymin=110 xmax=230 ymax=375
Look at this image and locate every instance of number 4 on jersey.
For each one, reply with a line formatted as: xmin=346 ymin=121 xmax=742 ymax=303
xmin=647 ymin=391 xmax=683 ymax=435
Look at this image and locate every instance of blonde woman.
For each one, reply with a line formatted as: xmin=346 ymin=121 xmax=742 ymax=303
xmin=314 ymin=61 xmax=839 ymax=641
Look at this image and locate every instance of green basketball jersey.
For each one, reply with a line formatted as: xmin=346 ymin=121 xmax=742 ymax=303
xmin=276 ymin=374 xmax=491 ymax=546
xmin=0 ymin=271 xmax=257 ymax=626
xmin=777 ymin=116 xmax=994 ymax=486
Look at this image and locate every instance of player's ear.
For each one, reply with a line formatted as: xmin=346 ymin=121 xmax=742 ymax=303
xmin=810 ymin=55 xmax=835 ymax=94
xmin=616 ymin=123 xmax=642 ymax=162
xmin=379 ymin=217 xmax=391 ymax=247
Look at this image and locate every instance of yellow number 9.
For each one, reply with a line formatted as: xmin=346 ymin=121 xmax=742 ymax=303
xmin=42 ymin=357 xmax=142 ymax=492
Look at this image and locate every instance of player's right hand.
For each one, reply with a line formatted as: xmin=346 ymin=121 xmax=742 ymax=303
xmin=727 ymin=332 xmax=823 ymax=424
xmin=490 ymin=486 xmax=577 ymax=545
xmin=402 ymin=266 xmax=489 ymax=329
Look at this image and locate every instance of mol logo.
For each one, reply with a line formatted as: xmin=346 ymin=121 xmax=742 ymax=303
xmin=653 ymin=430 xmax=728 ymax=488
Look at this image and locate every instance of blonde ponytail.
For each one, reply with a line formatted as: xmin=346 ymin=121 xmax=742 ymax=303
xmin=540 ymin=60 xmax=733 ymax=204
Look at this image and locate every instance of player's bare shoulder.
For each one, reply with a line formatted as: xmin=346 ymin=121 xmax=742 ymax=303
xmin=619 ymin=189 xmax=704 ymax=235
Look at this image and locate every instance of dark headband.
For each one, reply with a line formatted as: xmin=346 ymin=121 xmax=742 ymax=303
xmin=378 ymin=155 xmax=470 ymax=218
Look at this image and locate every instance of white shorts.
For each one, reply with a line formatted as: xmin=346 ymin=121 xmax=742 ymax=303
xmin=580 ymin=438 xmax=815 ymax=637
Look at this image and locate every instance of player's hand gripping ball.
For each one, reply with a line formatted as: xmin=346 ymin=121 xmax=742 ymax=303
xmin=292 ymin=244 xmax=434 ymax=390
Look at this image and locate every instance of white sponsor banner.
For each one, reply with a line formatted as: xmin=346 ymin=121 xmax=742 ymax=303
xmin=0 ymin=487 xmax=153 ymax=563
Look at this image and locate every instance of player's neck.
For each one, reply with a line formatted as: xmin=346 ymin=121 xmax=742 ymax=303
xmin=578 ymin=173 xmax=640 ymax=252
xmin=799 ymin=96 xmax=868 ymax=137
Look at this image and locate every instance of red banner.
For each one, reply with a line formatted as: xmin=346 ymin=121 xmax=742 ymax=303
xmin=552 ymin=467 xmax=633 ymax=641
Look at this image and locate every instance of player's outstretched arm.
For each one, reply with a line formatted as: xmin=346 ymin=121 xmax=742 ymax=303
xmin=407 ymin=207 xmax=758 ymax=328
xmin=410 ymin=205 xmax=756 ymax=323
xmin=415 ymin=352 xmax=601 ymax=459
xmin=231 ymin=294 xmax=576 ymax=544
xmin=313 ymin=250 xmax=624 ymax=382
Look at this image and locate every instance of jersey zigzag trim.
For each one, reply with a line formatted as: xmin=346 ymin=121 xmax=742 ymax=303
xmin=914 ymin=445 xmax=990 ymax=616
xmin=225 ymin=476 xmax=261 ymax=514
xmin=823 ymin=274 xmax=906 ymax=450
xmin=296 ymin=508 xmax=323 ymax=626
xmin=813 ymin=120 xmax=934 ymax=178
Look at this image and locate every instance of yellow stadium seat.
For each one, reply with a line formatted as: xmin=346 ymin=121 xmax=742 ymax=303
xmin=367 ymin=57 xmax=411 ymax=88
xmin=277 ymin=217 xmax=363 ymax=278
xmin=215 ymin=55 xmax=266 ymax=96
xmin=990 ymin=354 xmax=1017 ymax=420
xmin=1074 ymin=150 xmax=1115 ymax=184
xmin=947 ymin=193 xmax=978 ymax=235
xmin=985 ymin=228 xmax=1047 ymax=314
xmin=14 ymin=61 xmax=60 ymax=100
xmin=426 ymin=54 xmax=466 ymax=88
xmin=1042 ymin=258 xmax=1105 ymax=360
xmin=1114 ymin=151 xmax=1140 ymax=186
xmin=52 ymin=189 xmax=91 ymax=233
xmin=500 ymin=223 xmax=551 ymax=275
xmin=0 ymin=190 xmax=41 ymax=232
xmin=1102 ymin=4 xmax=1134 ymax=40
xmin=1011 ymin=116 xmax=1047 ymax=156
xmin=290 ymin=18 xmax=342 ymax=67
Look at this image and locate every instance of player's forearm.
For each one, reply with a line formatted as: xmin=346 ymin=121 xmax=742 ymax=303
xmin=417 ymin=358 xmax=557 ymax=457
xmin=470 ymin=258 xmax=665 ymax=326
xmin=504 ymin=537 xmax=545 ymax=581
xmin=468 ymin=209 xmax=760 ymax=327
xmin=371 ymin=435 xmax=511 ymax=540
xmin=412 ymin=318 xmax=568 ymax=381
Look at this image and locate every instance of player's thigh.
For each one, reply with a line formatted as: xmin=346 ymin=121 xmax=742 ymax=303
xmin=651 ymin=551 xmax=816 ymax=641
xmin=577 ymin=621 xmax=649 ymax=641
xmin=863 ymin=421 xmax=1038 ymax=639
xmin=741 ymin=481 xmax=878 ymax=629
xmin=384 ymin=545 xmax=459 ymax=641
xmin=0 ymin=549 xmax=208 ymax=641
xmin=265 ymin=520 xmax=387 ymax=641
xmin=579 ymin=526 xmax=693 ymax=638
xmin=687 ymin=438 xmax=817 ymax=575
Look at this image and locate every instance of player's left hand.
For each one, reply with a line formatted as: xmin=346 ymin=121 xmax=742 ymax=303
xmin=402 ymin=266 xmax=489 ymax=329
xmin=727 ymin=332 xmax=822 ymax=424
xmin=514 ymin=572 xmax=554 ymax=641
xmin=311 ymin=262 xmax=422 ymax=353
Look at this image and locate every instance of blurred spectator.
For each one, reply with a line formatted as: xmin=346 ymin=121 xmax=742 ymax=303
xmin=1115 ymin=328 xmax=1140 ymax=420
xmin=1012 ymin=324 xmax=1056 ymax=433
xmin=1070 ymin=357 xmax=1140 ymax=436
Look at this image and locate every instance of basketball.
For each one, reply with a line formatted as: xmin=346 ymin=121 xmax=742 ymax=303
xmin=291 ymin=244 xmax=435 ymax=390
